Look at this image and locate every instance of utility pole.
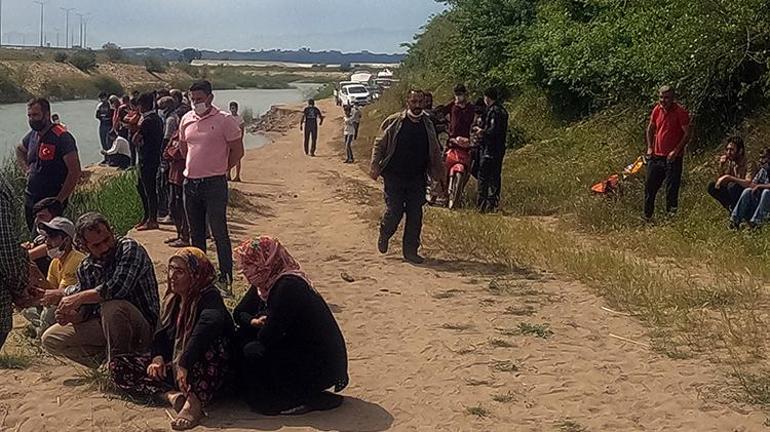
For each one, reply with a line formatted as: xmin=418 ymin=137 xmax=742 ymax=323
xmin=76 ymin=13 xmax=84 ymax=48
xmin=60 ymin=7 xmax=75 ymax=48
xmin=82 ymin=16 xmax=90 ymax=49
xmin=54 ymin=27 xmax=59 ymax=47
xmin=33 ymin=1 xmax=45 ymax=47
xmin=0 ymin=0 xmax=4 ymax=47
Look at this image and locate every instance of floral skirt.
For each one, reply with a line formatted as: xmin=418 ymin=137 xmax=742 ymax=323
xmin=109 ymin=336 xmax=231 ymax=406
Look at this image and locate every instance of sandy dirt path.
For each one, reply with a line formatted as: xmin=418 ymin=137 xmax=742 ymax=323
xmin=0 ymin=99 xmax=765 ymax=431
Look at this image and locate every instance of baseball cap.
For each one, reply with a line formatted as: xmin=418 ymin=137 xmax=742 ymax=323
xmin=38 ymin=217 xmax=76 ymax=239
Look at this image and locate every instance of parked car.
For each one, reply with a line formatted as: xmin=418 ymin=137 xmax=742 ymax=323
xmin=340 ymin=84 xmax=372 ymax=106
xmin=336 ymin=81 xmax=357 ymax=105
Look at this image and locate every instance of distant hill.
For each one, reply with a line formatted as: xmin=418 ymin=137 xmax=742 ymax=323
xmin=121 ymin=47 xmax=404 ymax=65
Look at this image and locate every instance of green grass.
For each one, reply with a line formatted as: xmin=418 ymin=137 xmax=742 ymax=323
xmin=68 ymin=170 xmax=143 ymax=237
xmin=518 ymin=323 xmax=554 ymax=339
xmin=0 ymin=354 xmax=34 ymax=370
xmin=465 ymin=405 xmax=490 ymax=418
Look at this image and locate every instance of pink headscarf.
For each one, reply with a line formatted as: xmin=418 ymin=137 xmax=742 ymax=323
xmin=235 ymin=236 xmax=311 ymax=301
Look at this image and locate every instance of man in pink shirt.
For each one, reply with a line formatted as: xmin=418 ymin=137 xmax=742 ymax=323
xmin=179 ymin=80 xmax=244 ymax=289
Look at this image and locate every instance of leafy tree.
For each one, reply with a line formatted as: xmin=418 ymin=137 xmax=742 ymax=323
xmin=181 ymin=48 xmax=202 ymax=64
xmin=145 ymin=56 xmax=168 ymax=73
xmin=102 ymin=42 xmax=124 ymax=62
xmin=53 ymin=52 xmax=68 ymax=63
xmin=70 ymin=50 xmax=97 ymax=73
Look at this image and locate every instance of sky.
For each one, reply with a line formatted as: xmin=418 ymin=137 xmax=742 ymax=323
xmin=0 ymin=0 xmax=447 ymax=53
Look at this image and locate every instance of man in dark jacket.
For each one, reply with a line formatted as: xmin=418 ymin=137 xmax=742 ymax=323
xmin=476 ymin=88 xmax=509 ymax=212
xmin=370 ymin=90 xmax=444 ymax=264
xmin=134 ymin=92 xmax=165 ymax=231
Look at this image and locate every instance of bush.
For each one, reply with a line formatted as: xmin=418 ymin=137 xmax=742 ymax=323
xmin=91 ymin=75 xmax=124 ymax=96
xmin=144 ymin=56 xmax=168 ymax=74
xmin=53 ymin=52 xmax=68 ymax=63
xmin=69 ymin=50 xmax=97 ymax=72
xmin=102 ymin=42 xmax=124 ymax=62
xmin=0 ymin=66 xmax=30 ymax=103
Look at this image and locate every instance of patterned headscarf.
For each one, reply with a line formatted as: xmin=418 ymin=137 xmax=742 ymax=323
xmin=160 ymin=247 xmax=217 ymax=365
xmin=235 ymin=236 xmax=310 ymax=301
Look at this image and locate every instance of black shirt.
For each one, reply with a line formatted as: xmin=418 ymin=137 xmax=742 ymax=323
xmin=303 ymin=106 xmax=322 ymax=128
xmin=138 ymin=112 xmax=164 ymax=167
xmin=22 ymin=124 xmax=78 ymax=199
xmin=383 ymin=117 xmax=429 ymax=181
xmin=96 ymin=101 xmax=113 ymax=125
xmin=482 ymin=103 xmax=509 ymax=157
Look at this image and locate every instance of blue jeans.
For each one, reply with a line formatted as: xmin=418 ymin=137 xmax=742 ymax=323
xmin=731 ymin=188 xmax=770 ymax=226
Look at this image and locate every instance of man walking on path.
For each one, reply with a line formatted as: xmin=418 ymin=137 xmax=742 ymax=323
xmin=16 ymin=98 xmax=82 ymax=232
xmin=134 ymin=92 xmax=164 ymax=231
xmin=179 ymin=80 xmax=243 ymax=290
xmin=300 ymin=99 xmax=324 ymax=156
xmin=476 ymin=88 xmax=509 ymax=212
xmin=0 ymin=175 xmax=35 ymax=350
xmin=96 ymin=92 xmax=114 ymax=165
xmin=370 ymin=90 xmax=444 ymax=264
xmin=644 ymin=85 xmax=691 ymax=220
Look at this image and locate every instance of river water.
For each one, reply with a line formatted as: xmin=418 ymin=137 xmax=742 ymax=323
xmin=0 ymin=84 xmax=320 ymax=165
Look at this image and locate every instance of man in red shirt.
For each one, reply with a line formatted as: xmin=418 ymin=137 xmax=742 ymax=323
xmin=644 ymin=86 xmax=691 ymax=220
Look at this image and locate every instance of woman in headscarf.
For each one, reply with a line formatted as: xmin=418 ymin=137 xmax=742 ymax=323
xmin=233 ymin=236 xmax=349 ymax=415
xmin=109 ymin=248 xmax=234 ymax=431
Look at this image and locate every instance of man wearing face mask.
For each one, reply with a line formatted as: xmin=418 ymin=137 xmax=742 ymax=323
xmin=16 ymin=98 xmax=82 ymax=233
xmin=24 ymin=217 xmax=85 ymax=338
xmin=179 ymin=80 xmax=244 ymax=292
xmin=42 ymin=212 xmax=159 ymax=367
xmin=370 ymin=90 xmax=444 ymax=264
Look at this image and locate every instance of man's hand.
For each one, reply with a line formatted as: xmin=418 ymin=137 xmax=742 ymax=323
xmin=41 ymin=289 xmax=64 ymax=307
xmin=21 ymin=242 xmax=34 ymax=250
xmin=250 ymin=316 xmax=267 ymax=328
xmin=57 ymin=293 xmax=81 ymax=315
xmin=715 ymin=175 xmax=728 ymax=189
xmin=55 ymin=307 xmax=79 ymax=325
xmin=177 ymin=366 xmax=189 ymax=393
xmin=147 ymin=356 xmax=167 ymax=381
xmin=667 ymin=150 xmax=678 ymax=161
xmin=719 ymin=155 xmax=728 ymax=164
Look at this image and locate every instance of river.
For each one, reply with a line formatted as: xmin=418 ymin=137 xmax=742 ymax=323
xmin=0 ymin=84 xmax=320 ymax=165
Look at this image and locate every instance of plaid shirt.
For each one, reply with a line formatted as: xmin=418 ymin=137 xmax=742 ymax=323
xmin=753 ymin=167 xmax=769 ymax=185
xmin=76 ymin=237 xmax=160 ymax=327
xmin=0 ymin=176 xmax=30 ymax=334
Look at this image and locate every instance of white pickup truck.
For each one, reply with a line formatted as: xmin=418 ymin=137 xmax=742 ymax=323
xmin=339 ymin=84 xmax=372 ymax=106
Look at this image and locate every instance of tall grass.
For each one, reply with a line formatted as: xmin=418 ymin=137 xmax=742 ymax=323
xmin=355 ymin=86 xmax=770 ymax=400
xmin=2 ymin=158 xmax=142 ymax=238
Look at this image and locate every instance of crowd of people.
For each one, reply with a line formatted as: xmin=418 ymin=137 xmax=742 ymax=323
xmin=0 ymin=80 xmax=350 ymax=430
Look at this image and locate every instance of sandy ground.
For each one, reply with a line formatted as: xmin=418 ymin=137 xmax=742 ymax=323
xmin=0 ymin=99 xmax=767 ymax=431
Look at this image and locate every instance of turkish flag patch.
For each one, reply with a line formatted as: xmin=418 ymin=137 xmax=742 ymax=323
xmin=38 ymin=143 xmax=56 ymax=161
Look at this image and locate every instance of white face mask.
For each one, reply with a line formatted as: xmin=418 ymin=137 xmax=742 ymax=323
xmin=193 ymin=102 xmax=208 ymax=116
xmin=407 ymin=109 xmax=424 ymax=119
xmin=47 ymin=245 xmax=65 ymax=260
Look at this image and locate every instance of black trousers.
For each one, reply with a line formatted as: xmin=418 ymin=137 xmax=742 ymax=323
xmin=380 ymin=175 xmax=426 ymax=254
xmin=137 ymin=162 xmax=159 ymax=223
xmin=0 ymin=331 xmax=7 ymax=351
xmin=644 ymin=156 xmax=683 ymax=218
xmin=169 ymin=183 xmax=190 ymax=241
xmin=477 ymin=152 xmax=504 ymax=211
xmin=303 ymin=125 xmax=318 ymax=155
xmin=184 ymin=176 xmax=232 ymax=279
xmin=156 ymin=161 xmax=170 ymax=218
xmin=707 ymin=180 xmax=745 ymax=212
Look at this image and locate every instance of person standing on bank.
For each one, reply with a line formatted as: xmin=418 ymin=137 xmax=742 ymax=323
xmin=370 ymin=90 xmax=444 ymax=264
xmin=300 ymin=99 xmax=324 ymax=157
xmin=16 ymin=98 xmax=82 ymax=232
xmin=134 ymin=92 xmax=165 ymax=232
xmin=179 ymin=80 xmax=244 ymax=291
xmin=96 ymin=92 xmax=114 ymax=165
xmin=475 ymin=88 xmax=509 ymax=213
xmin=644 ymin=85 xmax=691 ymax=220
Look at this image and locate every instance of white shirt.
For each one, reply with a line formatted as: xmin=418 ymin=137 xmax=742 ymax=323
xmin=104 ymin=136 xmax=131 ymax=157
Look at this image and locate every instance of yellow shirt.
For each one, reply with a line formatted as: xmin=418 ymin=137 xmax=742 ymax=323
xmin=47 ymin=249 xmax=86 ymax=290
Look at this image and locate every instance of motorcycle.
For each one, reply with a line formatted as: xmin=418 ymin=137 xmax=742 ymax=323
xmin=444 ymin=136 xmax=477 ymax=209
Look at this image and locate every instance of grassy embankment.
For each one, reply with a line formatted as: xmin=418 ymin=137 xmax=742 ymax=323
xmin=353 ymin=82 xmax=770 ymax=404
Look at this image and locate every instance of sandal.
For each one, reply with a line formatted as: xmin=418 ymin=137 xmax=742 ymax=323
xmin=169 ymin=239 xmax=191 ymax=248
xmin=170 ymin=411 xmax=202 ymax=431
xmin=164 ymin=237 xmax=180 ymax=244
xmin=136 ymin=222 xmax=160 ymax=231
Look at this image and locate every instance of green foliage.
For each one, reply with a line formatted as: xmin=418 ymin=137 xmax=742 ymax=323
xmin=53 ymin=52 xmax=68 ymax=63
xmin=102 ymin=42 xmax=125 ymax=62
xmin=0 ymin=65 xmax=31 ymax=103
xmin=68 ymin=171 xmax=143 ymax=237
xmin=181 ymin=48 xmax=202 ymax=64
xmin=144 ymin=56 xmax=168 ymax=74
xmin=405 ymin=0 xmax=770 ymax=137
xmin=92 ymin=75 xmax=124 ymax=96
xmin=69 ymin=50 xmax=97 ymax=73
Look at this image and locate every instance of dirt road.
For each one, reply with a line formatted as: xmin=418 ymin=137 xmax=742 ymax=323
xmin=0 ymin=99 xmax=764 ymax=431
